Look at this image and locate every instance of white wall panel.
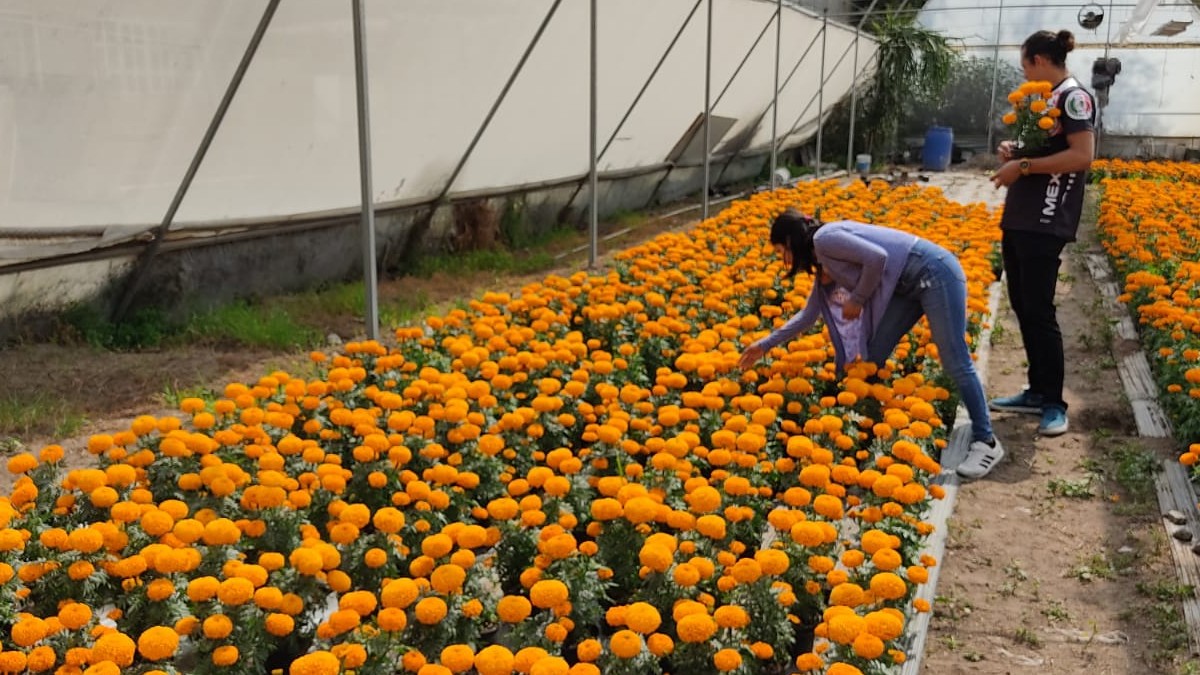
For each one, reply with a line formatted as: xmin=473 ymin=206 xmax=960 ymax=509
xmin=0 ymin=0 xmax=873 ymax=237
xmin=0 ymin=1 xmax=268 ymax=229
xmin=919 ymin=0 xmax=1200 ymax=139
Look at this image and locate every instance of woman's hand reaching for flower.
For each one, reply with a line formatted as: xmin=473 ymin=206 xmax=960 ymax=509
xmin=737 ymin=344 xmax=765 ymax=371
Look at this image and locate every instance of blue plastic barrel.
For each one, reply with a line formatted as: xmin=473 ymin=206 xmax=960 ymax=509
xmin=921 ymin=126 xmax=954 ymax=172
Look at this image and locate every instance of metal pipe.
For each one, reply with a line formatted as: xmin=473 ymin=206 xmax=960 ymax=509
xmin=816 ymin=10 xmax=828 ymax=178
xmin=719 ymin=24 xmax=824 ymax=188
xmin=702 ymin=0 xmax=713 ymax=221
xmin=845 ymin=0 xmax=880 ymax=173
xmin=782 ymin=34 xmax=863 ymax=150
xmin=599 ymin=0 xmax=702 ymax=162
xmin=352 ymin=0 xmax=379 ymax=340
xmin=985 ymin=0 xmax=1005 ymax=156
xmin=1098 ymin=0 xmax=1116 ymax=155
xmin=712 ymin=10 xmax=776 ymax=110
xmin=431 ymin=0 xmax=564 ymax=203
xmin=557 ymin=0 xmax=702 ymax=224
xmin=771 ymin=0 xmax=782 ymax=189
xmin=588 ymin=0 xmax=599 ymax=268
xmin=109 ymin=0 xmax=282 ymax=323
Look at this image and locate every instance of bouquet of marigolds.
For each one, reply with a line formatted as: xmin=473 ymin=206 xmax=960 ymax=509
xmin=1001 ymin=80 xmax=1060 ymax=156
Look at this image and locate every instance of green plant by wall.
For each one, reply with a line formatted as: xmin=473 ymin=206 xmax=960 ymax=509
xmin=858 ymin=11 xmax=957 ymax=159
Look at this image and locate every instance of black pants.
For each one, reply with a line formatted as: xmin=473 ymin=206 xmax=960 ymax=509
xmin=1002 ymin=229 xmax=1068 ymax=410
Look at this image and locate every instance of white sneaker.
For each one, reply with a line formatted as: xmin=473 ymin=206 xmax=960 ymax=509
xmin=957 ymin=438 xmax=1005 ymax=479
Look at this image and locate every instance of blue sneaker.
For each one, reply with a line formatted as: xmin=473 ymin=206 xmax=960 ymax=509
xmin=1039 ymin=405 xmax=1069 ymax=436
xmin=989 ymin=389 xmax=1044 ymax=414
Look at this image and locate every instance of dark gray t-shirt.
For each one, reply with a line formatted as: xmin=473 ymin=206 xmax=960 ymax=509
xmin=999 ymin=76 xmax=1096 ymax=241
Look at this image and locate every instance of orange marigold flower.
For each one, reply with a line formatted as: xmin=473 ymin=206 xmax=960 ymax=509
xmin=474 ymin=645 xmax=515 ymax=675
xmin=714 ymin=648 xmax=742 ymax=672
xmin=529 ymin=579 xmax=568 ymax=609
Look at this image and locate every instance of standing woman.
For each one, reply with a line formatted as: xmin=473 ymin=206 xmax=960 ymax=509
xmin=989 ymin=29 xmax=1096 ymax=436
xmin=738 ymin=210 xmax=1005 ymax=479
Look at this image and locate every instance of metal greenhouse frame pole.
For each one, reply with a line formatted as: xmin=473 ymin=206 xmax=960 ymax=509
xmin=985 ymin=0 xmax=1005 ymax=157
xmin=658 ymin=2 xmax=797 ymax=207
xmin=588 ymin=0 xmax=598 ymax=268
xmin=432 ymin=0 xmax=564 ymax=202
xmin=110 ymin=0 xmax=282 ymax=323
xmin=558 ymin=0 xmax=703 ymax=221
xmin=845 ymin=0 xmax=881 ymax=173
xmin=781 ymin=35 xmax=861 ymax=150
xmin=712 ymin=10 xmax=778 ymax=110
xmin=816 ymin=10 xmax=828 ymax=178
xmin=601 ymin=0 xmax=703 ymax=161
xmin=771 ymin=0 xmax=782 ymax=189
xmin=702 ymin=0 xmax=713 ymax=221
xmin=352 ymin=0 xmax=379 ymax=339
xmin=399 ymin=0 xmax=563 ymax=270
xmin=718 ymin=25 xmax=823 ymax=188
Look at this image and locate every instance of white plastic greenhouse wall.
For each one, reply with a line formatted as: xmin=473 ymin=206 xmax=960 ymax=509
xmin=0 ymin=0 xmax=877 ymax=330
xmin=917 ymin=0 xmax=1200 ymax=152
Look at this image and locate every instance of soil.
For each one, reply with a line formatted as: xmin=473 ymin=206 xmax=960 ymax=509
xmin=0 ymin=173 xmax=1192 ymax=672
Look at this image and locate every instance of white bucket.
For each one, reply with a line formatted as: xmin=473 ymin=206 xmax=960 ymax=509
xmin=855 ymin=153 xmax=871 ymax=174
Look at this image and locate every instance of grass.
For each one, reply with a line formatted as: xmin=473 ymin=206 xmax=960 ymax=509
xmin=1040 ymin=600 xmax=1071 ymax=622
xmin=1125 ymin=580 xmax=1198 ymax=670
xmin=283 ymin=281 xmax=370 ymax=317
xmin=1047 ymin=476 xmax=1096 ymax=499
xmin=410 ymin=248 xmax=556 ymax=278
xmin=1068 ymin=552 xmax=1117 ymax=582
xmin=1107 ymin=440 xmax=1161 ymax=502
xmin=161 ymin=383 xmax=219 ymax=410
xmin=989 ymin=320 xmax=1007 ymax=346
xmin=0 ymin=393 xmax=87 ymax=443
xmin=1013 ymin=625 xmax=1042 ymax=648
xmin=183 ymin=302 xmax=322 ymax=351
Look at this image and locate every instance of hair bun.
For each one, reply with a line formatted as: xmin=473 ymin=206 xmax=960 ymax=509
xmin=1056 ymin=30 xmax=1076 ymax=52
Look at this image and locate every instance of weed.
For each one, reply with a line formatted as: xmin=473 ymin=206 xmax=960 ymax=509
xmin=932 ymin=592 xmax=974 ymax=622
xmin=990 ymin=320 xmax=1006 ymax=345
xmin=1013 ymin=626 xmax=1042 ymax=648
xmin=293 ymin=282 xmax=369 ymax=316
xmin=161 ymin=383 xmax=218 ymax=409
xmin=999 ymin=561 xmax=1028 ymax=596
xmin=0 ymin=437 xmax=24 ymax=455
xmin=61 ymin=304 xmax=177 ymax=350
xmin=0 ymin=393 xmax=87 ymax=441
xmin=1133 ymin=580 xmax=1196 ymax=666
xmin=184 ymin=302 xmax=321 ymax=351
xmin=1137 ymin=580 xmax=1195 ymax=603
xmin=410 ymin=248 xmax=555 ymax=278
xmin=1041 ymin=600 xmax=1070 ymax=622
xmin=1047 ymin=477 xmax=1095 ymax=499
xmin=380 ymin=290 xmax=433 ymax=329
xmin=611 ymin=210 xmax=649 ymax=229
xmin=1069 ymin=552 xmax=1116 ymax=581
xmin=1109 ymin=441 xmax=1160 ymax=501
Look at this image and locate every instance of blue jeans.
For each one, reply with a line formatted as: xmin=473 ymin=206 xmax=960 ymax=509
xmin=867 ymin=239 xmax=994 ymax=443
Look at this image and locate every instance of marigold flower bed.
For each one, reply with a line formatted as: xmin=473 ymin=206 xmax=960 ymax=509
xmin=1092 ymin=159 xmax=1200 ymax=478
xmin=0 ymin=180 xmax=1001 ymax=675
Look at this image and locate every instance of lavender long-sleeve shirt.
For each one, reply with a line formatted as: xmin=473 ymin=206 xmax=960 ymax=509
xmin=754 ymin=220 xmax=919 ymax=370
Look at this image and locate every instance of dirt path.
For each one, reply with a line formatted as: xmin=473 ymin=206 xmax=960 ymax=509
xmin=920 ymin=174 xmax=1189 ymax=674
